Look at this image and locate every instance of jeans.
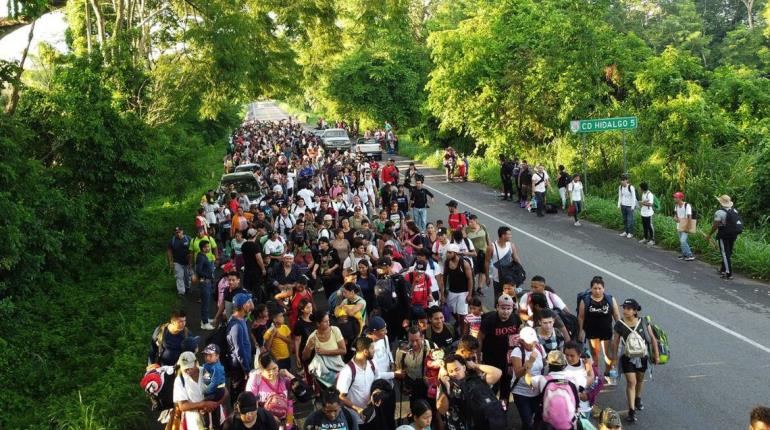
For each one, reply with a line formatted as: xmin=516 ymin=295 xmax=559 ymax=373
xmin=413 ymin=207 xmax=428 ymax=231
xmin=174 ymin=263 xmax=191 ymax=294
xmin=573 ymin=200 xmax=583 ymax=222
xmin=642 ymin=215 xmax=654 ymax=241
xmin=621 ymin=205 xmax=635 ymax=234
xmin=718 ymin=236 xmax=736 ymax=275
xmin=679 ymin=231 xmax=693 ymax=258
xmin=502 ymin=179 xmax=513 ymax=199
xmin=535 ymin=191 xmax=546 ymax=216
xmin=200 ymin=279 xmax=212 ymax=324
xmin=559 ymin=187 xmax=567 ymax=209
xmin=513 ymin=393 xmax=540 ymax=430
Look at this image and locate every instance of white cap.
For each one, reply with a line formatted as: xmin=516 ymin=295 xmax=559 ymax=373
xmin=519 ymin=326 xmax=538 ymax=344
xmin=446 ymin=244 xmax=461 ymax=254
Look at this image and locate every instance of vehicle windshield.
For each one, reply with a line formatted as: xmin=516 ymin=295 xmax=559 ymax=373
xmin=220 ymin=179 xmax=261 ymax=195
xmin=324 ymin=130 xmax=347 ymax=138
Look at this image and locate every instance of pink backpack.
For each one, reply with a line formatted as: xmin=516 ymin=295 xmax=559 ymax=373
xmin=541 ymin=376 xmax=579 ymax=430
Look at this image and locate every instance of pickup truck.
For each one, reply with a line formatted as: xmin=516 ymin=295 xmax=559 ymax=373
xmin=216 ymin=172 xmax=263 ymax=206
xmin=320 ymin=128 xmax=352 ymax=152
xmin=354 ymin=138 xmax=383 ymax=160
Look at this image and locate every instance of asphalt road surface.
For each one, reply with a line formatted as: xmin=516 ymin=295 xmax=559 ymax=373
xmin=169 ymin=101 xmax=770 ymax=429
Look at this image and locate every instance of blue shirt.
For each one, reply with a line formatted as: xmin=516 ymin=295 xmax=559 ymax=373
xmin=195 ymin=252 xmax=215 ymax=280
xmin=201 ymin=361 xmax=226 ymax=398
xmin=227 ymin=317 xmax=252 ymax=373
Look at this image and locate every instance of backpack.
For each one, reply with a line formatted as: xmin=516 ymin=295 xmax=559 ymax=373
xmin=140 ymin=365 xmax=176 ymax=412
xmin=553 ymin=308 xmax=579 ymax=341
xmin=418 ymin=233 xmax=432 ymax=251
xmin=619 ymin=319 xmax=648 ymax=358
xmin=375 ymin=277 xmax=397 ymax=310
xmin=461 ymin=376 xmax=507 ymax=428
xmin=541 ymin=377 xmax=579 ymax=430
xmin=652 ymin=194 xmax=661 ymax=211
xmin=576 ymin=290 xmax=613 ymax=314
xmin=336 ymin=359 xmax=376 ymax=394
xmin=406 ymin=271 xmax=431 ymax=308
xmin=720 ymin=208 xmax=744 ymax=238
xmin=152 ymin=323 xmax=190 ymax=366
xmin=644 ymin=315 xmax=669 ymax=364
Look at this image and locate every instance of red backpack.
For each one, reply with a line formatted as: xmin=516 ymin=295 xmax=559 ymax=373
xmin=406 ymin=271 xmax=431 ymax=308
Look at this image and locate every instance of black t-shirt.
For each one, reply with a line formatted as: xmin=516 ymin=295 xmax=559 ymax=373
xmin=224 ymin=286 xmax=250 ymax=304
xmin=241 ymin=240 xmax=261 ymax=272
xmin=428 ymin=324 xmax=456 ymax=351
xmin=410 ymin=188 xmax=434 ymax=209
xmin=314 ymin=248 xmax=341 ymax=277
xmin=230 ymin=409 xmax=278 ymax=430
xmin=303 ymin=409 xmax=357 ymax=430
xmin=158 ymin=327 xmax=186 ymax=366
xmin=292 ymin=318 xmax=317 ymax=355
xmin=479 ymin=311 xmax=520 ymax=370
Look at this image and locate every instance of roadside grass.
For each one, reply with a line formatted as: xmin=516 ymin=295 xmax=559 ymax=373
xmin=400 ymin=136 xmax=770 ymax=280
xmin=0 ymin=131 xmax=226 ymax=429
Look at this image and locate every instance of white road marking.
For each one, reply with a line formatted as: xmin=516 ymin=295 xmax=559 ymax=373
xmin=421 ymin=182 xmax=770 ymax=355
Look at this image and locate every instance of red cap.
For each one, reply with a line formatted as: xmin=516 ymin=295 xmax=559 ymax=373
xmin=673 ymin=192 xmax=685 ymax=200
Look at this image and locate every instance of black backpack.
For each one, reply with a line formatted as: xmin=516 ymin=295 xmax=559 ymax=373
xmin=206 ymin=320 xmax=234 ymax=371
xmin=720 ymin=208 xmax=744 ymax=238
xmin=461 ymin=375 xmax=507 ymax=428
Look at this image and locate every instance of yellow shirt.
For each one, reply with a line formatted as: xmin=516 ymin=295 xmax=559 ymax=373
xmin=264 ymin=324 xmax=291 ymax=360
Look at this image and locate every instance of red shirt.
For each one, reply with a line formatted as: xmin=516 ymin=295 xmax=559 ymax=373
xmin=381 ymin=165 xmax=398 ymax=184
xmin=448 ymin=212 xmax=468 ymax=231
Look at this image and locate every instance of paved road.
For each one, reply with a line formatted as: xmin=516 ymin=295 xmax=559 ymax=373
xmin=181 ymin=101 xmax=770 ymax=429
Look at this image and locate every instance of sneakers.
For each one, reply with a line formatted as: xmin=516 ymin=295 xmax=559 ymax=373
xmin=677 ymin=255 xmax=685 ymax=260
xmin=647 ymin=240 xmax=655 ymax=246
xmin=684 ymin=256 xmax=695 ymax=261
xmin=627 ymin=409 xmax=637 ymax=423
xmin=574 ymin=221 xmax=582 ymax=226
xmin=721 ymin=274 xmax=735 ymax=280
xmin=638 ymin=238 xmax=648 ymax=244
xmin=626 ymin=233 xmax=634 ymax=239
xmin=635 ymin=397 xmax=644 ymax=411
xmin=619 ymin=232 xmax=628 ymax=237
xmin=201 ymin=322 xmax=215 ymax=330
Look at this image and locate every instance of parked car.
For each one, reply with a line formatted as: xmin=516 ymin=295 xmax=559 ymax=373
xmin=354 ymin=138 xmax=382 ymax=160
xmin=320 ymin=128 xmax=351 ymax=152
xmin=234 ymin=163 xmax=262 ymax=173
xmin=217 ymin=172 xmax=263 ymax=206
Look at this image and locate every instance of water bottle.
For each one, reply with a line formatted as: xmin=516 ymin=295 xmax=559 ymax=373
xmin=608 ymin=368 xmax=618 ymax=385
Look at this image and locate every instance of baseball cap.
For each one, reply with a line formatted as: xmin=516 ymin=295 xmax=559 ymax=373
xmin=203 ymin=343 xmax=220 ymax=355
xmin=622 ymin=298 xmax=641 ymax=311
xmin=436 ymin=228 xmax=447 ymax=236
xmin=519 ymin=326 xmax=537 ymax=344
xmin=369 ymin=316 xmax=386 ymax=331
xmin=672 ymin=191 xmax=685 ymax=200
xmin=446 ymin=200 xmax=458 ymax=208
xmin=446 ymin=243 xmax=461 ymax=254
xmin=323 ymin=214 xmax=333 ymax=221
xmin=497 ymin=294 xmax=515 ymax=309
xmin=237 ymin=392 xmax=258 ymax=413
xmin=247 ymin=228 xmax=257 ymax=238
xmin=174 ymin=227 xmax=183 ymax=232
xmin=177 ymin=351 xmax=197 ymax=370
xmin=233 ymin=293 xmax=253 ymax=309
xmin=414 ymin=261 xmax=427 ymax=272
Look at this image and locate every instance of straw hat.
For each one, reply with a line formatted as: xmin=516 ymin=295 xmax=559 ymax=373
xmin=716 ymin=195 xmax=733 ymax=208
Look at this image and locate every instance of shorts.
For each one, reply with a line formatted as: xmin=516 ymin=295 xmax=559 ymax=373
xmin=474 ymin=251 xmax=487 ymax=275
xmin=620 ymin=355 xmax=648 ymax=374
xmin=446 ymin=291 xmax=469 ymax=315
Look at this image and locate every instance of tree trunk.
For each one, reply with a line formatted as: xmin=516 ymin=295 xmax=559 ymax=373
xmin=89 ymin=0 xmax=109 ymax=63
xmin=5 ymin=19 xmax=36 ymax=115
xmin=85 ymin=0 xmax=92 ymax=55
xmin=740 ymin=0 xmax=754 ymax=29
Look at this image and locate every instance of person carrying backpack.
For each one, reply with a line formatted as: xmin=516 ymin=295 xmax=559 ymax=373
xmin=436 ymin=354 xmax=505 ymax=430
xmin=556 ymin=165 xmax=571 ymax=210
xmin=617 ymin=174 xmax=637 ymax=238
xmin=609 ymin=298 xmax=659 ymax=424
xmin=706 ymin=195 xmax=743 ymax=280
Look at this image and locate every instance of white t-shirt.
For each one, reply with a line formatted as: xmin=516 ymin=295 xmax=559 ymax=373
xmin=452 ymin=238 xmax=476 ymax=268
xmin=530 ymin=370 xmax=585 ymax=411
xmin=336 ymin=359 xmax=379 ymax=410
xmin=675 ymin=203 xmax=692 ymax=220
xmin=533 ymin=171 xmax=549 ymax=193
xmin=264 ymin=237 xmax=285 ymax=256
xmin=510 ymin=344 xmax=546 ymax=397
xmin=372 ymin=338 xmax=395 ymax=382
xmin=173 ymin=369 xmax=205 ymax=430
xmin=568 ymin=181 xmax=583 ymax=202
xmin=297 ymin=188 xmax=316 ymax=209
xmin=343 ymin=254 xmax=369 ymax=273
xmin=489 ymin=241 xmax=512 ymax=282
xmin=640 ymin=191 xmax=654 ymax=217
xmin=432 ymin=241 xmax=450 ymax=264
xmin=519 ymin=291 xmax=567 ymax=317
xmin=274 ymin=215 xmax=296 ymax=239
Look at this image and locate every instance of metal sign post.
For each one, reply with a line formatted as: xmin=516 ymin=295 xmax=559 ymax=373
xmin=571 ymin=115 xmax=637 ymax=182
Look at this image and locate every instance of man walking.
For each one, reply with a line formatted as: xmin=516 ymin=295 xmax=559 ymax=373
xmin=532 ymin=165 xmax=549 ymax=217
xmin=673 ymin=192 xmax=695 ymax=261
xmin=556 ymin=165 xmax=570 ymax=210
xmin=167 ymin=227 xmax=191 ymax=296
xmin=706 ymin=195 xmax=743 ymax=280
xmin=227 ymin=293 xmax=254 ymax=404
xmin=500 ymin=154 xmax=515 ymax=201
xmin=410 ymin=178 xmax=434 ymax=231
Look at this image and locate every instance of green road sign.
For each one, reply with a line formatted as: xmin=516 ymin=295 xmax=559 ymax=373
xmin=570 ymin=116 xmax=637 ymax=133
